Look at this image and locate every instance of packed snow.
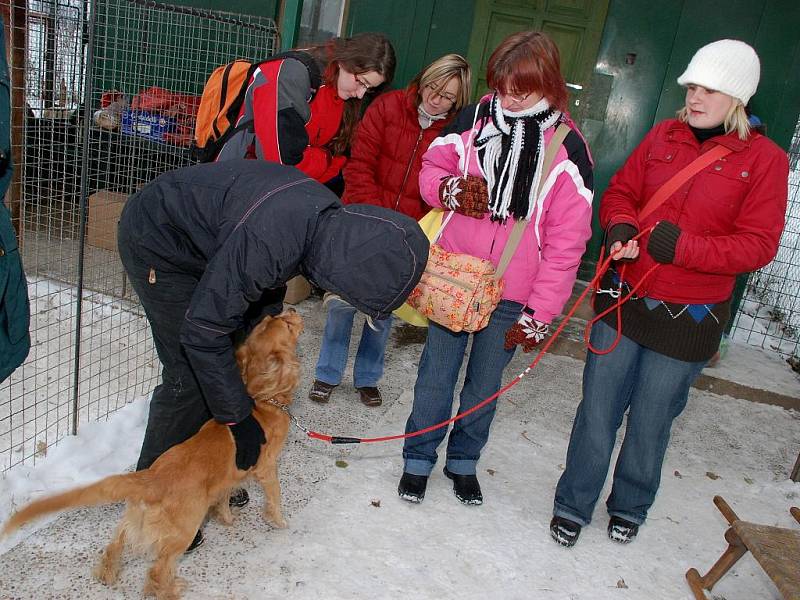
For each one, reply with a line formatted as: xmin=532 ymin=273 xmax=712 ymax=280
xmin=0 ymin=297 xmax=798 ymax=600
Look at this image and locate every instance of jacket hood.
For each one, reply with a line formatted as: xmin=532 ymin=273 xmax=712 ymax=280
xmin=303 ymin=204 xmax=429 ymax=319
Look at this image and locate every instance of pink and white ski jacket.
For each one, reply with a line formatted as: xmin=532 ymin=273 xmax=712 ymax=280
xmin=418 ymin=99 xmax=594 ymax=323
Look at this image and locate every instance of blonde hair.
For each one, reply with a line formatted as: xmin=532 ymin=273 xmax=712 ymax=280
xmin=677 ymin=100 xmax=751 ymax=141
xmin=410 ymin=54 xmax=472 ymax=113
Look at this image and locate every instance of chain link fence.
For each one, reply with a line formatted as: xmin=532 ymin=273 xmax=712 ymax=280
xmin=730 ymin=117 xmax=800 ymax=365
xmin=0 ymin=0 xmax=277 ymax=472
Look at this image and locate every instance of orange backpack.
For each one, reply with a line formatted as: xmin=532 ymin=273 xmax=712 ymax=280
xmin=191 ymin=51 xmax=321 ymax=163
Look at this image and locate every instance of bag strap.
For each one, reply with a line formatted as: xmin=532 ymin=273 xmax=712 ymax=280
xmin=494 ymin=122 xmax=571 ymax=279
xmin=264 ymin=50 xmax=322 ymax=99
xmin=637 ymin=144 xmax=732 ymax=221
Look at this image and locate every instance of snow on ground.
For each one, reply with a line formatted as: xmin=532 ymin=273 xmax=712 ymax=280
xmin=706 ymin=331 xmax=799 ymax=397
xmin=0 ymin=297 xmax=798 ymax=600
xmin=0 ymin=276 xmax=157 ymax=471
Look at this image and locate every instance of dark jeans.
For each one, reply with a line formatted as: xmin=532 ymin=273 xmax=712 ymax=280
xmin=553 ymin=321 xmax=706 ymax=526
xmin=118 ymin=235 xmax=212 ymax=471
xmin=402 ymin=300 xmax=521 ymax=476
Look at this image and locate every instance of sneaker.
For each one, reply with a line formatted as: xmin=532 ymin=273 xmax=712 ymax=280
xmin=443 ymin=467 xmax=483 ymax=505
xmin=550 ymin=516 xmax=582 ymax=547
xmin=608 ymin=516 xmax=639 ymax=543
xmin=357 ymin=386 xmax=382 ymax=407
xmin=398 ymin=472 xmax=428 ymax=503
xmin=308 ymin=379 xmax=337 ymax=403
xmin=185 ymin=529 xmax=204 ymax=554
xmin=229 ymin=488 xmax=249 ymax=508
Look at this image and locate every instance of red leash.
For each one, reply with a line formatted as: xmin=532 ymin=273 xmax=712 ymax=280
xmin=307 ymin=227 xmax=657 ymax=445
xmin=584 ymin=227 xmax=659 ymax=355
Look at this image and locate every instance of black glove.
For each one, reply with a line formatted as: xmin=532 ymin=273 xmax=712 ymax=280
xmin=229 ymin=413 xmax=266 ymax=471
xmin=604 ymin=223 xmax=638 ymax=260
xmin=647 ymin=220 xmax=682 ymax=264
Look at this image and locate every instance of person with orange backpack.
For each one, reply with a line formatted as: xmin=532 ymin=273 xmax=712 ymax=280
xmin=197 ymin=33 xmax=395 ymax=185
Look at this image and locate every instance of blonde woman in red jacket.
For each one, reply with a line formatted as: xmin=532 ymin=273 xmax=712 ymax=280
xmin=308 ymin=54 xmax=471 ymax=407
xmin=551 ymin=40 xmax=788 ymax=547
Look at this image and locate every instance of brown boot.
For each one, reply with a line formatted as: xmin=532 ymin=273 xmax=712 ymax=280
xmin=357 ymin=386 xmax=382 ymax=407
xmin=308 ymin=379 xmax=337 ymax=403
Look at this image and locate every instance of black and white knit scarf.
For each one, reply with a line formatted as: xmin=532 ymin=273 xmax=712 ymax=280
xmin=474 ymin=94 xmax=561 ymax=221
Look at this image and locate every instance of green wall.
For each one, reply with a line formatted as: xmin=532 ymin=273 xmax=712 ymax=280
xmin=91 ymin=0 xmax=279 ymax=100
xmin=345 ymin=0 xmax=476 ymax=89
xmin=173 ymin=0 xmax=278 ymax=19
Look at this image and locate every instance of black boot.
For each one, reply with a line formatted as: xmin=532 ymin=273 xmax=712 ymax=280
xmin=608 ymin=515 xmax=639 ymax=543
xmin=443 ymin=467 xmax=482 ymax=505
xmin=398 ymin=472 xmax=428 ymax=503
xmin=185 ymin=529 xmax=204 ymax=554
xmin=229 ymin=488 xmax=249 ymax=508
xmin=550 ymin=516 xmax=582 ymax=547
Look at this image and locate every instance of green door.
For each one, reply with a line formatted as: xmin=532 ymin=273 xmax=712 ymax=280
xmin=346 ymin=0 xmax=477 ymax=89
xmin=582 ymin=0 xmax=800 ymax=278
xmin=465 ymin=0 xmax=609 ymax=119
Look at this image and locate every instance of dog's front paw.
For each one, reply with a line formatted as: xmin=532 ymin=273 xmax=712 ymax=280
xmin=93 ymin=561 xmax=119 ymax=586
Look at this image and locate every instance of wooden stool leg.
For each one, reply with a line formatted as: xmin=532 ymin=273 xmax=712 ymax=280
xmin=686 ymin=527 xmax=748 ymax=598
xmin=713 ymin=495 xmax=740 ymax=524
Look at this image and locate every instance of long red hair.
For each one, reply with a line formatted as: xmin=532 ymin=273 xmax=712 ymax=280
xmin=486 ymin=31 xmax=568 ymax=112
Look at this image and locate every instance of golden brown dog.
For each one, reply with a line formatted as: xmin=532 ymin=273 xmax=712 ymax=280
xmin=1 ymin=309 xmax=303 ymax=600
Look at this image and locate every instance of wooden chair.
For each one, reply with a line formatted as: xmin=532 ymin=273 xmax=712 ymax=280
xmin=686 ymin=495 xmax=800 ymax=600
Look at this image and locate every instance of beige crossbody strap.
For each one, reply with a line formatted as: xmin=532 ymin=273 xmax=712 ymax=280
xmin=495 ymin=122 xmax=571 ymax=280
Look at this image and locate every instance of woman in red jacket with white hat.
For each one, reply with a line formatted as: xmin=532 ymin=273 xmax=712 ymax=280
xmin=308 ymin=54 xmax=471 ymax=407
xmin=551 ymin=39 xmax=788 ymax=548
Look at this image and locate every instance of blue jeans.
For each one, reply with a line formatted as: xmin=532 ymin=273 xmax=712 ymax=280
xmin=314 ymin=298 xmax=393 ymax=388
xmin=402 ymin=300 xmax=521 ymax=476
xmin=554 ymin=320 xmax=706 ymax=526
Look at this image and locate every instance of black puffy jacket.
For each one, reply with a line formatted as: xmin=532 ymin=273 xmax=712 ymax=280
xmin=119 ymin=159 xmax=428 ymax=422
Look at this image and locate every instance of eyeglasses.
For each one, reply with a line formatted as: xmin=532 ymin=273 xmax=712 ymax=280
xmin=424 ymin=83 xmax=457 ymax=104
xmin=354 ymin=73 xmax=378 ymax=92
xmin=498 ymin=90 xmax=533 ymax=104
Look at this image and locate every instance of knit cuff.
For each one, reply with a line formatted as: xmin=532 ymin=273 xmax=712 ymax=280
xmin=604 ymin=223 xmax=639 ymax=254
xmin=647 ymin=221 xmax=682 ymax=264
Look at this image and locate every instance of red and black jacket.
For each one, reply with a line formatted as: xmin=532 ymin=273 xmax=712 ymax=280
xmin=216 ymin=56 xmax=346 ymax=183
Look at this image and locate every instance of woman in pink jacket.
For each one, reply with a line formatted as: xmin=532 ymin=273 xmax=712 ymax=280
xmin=551 ymin=40 xmax=788 ymax=547
xmin=398 ymin=31 xmax=594 ymax=505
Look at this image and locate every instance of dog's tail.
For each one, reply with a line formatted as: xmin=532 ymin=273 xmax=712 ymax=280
xmin=1 ymin=470 xmax=151 ymax=537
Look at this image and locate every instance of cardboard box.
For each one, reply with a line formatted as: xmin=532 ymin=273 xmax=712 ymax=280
xmin=120 ymin=109 xmax=177 ymax=143
xmin=284 ymin=275 xmax=311 ymax=305
xmin=87 ymin=190 xmax=128 ymax=251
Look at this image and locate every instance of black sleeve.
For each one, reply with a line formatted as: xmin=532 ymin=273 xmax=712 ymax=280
xmin=441 ymin=102 xmax=484 ymax=137
xmin=563 ymin=129 xmax=594 ymax=193
xmin=180 ymin=230 xmax=281 ymax=424
xmin=277 ymin=107 xmax=309 ymax=165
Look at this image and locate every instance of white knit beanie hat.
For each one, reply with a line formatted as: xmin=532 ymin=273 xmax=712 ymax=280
xmin=677 ymin=39 xmax=760 ymax=105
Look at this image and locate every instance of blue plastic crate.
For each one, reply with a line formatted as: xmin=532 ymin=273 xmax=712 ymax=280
xmin=120 ymin=110 xmax=176 ymax=143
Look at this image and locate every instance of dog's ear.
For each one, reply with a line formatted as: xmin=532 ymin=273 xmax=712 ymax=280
xmin=281 ymin=312 xmax=304 ymax=340
xmin=244 ymin=347 xmax=300 ymax=401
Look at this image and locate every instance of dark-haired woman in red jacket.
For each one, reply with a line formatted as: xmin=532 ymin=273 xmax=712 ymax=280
xmin=308 ymin=54 xmax=472 ymax=407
